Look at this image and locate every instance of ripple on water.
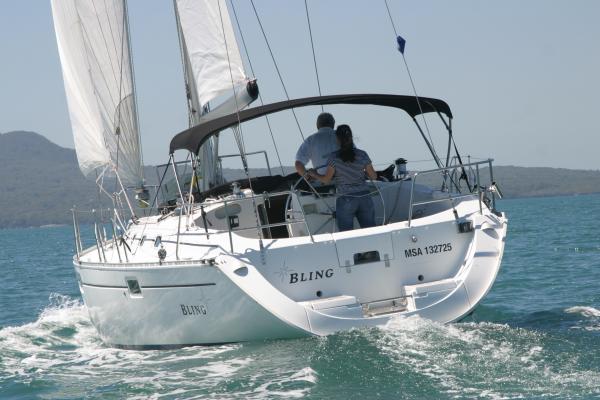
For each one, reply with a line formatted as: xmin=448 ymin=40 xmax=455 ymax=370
xmin=2 ymin=195 xmax=600 ymax=399
xmin=368 ymin=315 xmax=600 ymax=399
xmin=1 ymin=295 xmax=600 ymax=399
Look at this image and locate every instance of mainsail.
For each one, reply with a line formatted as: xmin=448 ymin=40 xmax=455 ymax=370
xmin=175 ymin=0 xmax=257 ymax=190
xmin=51 ymin=0 xmax=144 ymax=188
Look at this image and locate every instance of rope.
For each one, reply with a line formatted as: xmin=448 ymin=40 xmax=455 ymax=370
xmin=383 ymin=0 xmax=440 ymax=164
xmin=230 ymin=1 xmax=285 ymax=175
xmin=304 ymin=0 xmax=324 ymax=112
xmin=250 ymin=0 xmax=305 ymax=140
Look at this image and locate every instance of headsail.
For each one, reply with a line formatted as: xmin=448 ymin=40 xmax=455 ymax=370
xmin=175 ymin=0 xmax=257 ymax=190
xmin=51 ymin=0 xmax=144 ymax=188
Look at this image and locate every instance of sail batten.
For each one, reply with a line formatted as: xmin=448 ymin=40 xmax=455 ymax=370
xmin=51 ymin=0 xmax=144 ymax=187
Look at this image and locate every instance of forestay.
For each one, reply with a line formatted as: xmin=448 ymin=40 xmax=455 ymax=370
xmin=175 ymin=0 xmax=254 ymax=190
xmin=51 ymin=0 xmax=144 ymax=187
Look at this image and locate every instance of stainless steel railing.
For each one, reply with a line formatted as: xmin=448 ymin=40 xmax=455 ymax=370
xmin=71 ymin=189 xmax=312 ymax=261
xmin=408 ymin=159 xmax=497 ymax=226
xmin=71 ymin=159 xmax=499 ymax=262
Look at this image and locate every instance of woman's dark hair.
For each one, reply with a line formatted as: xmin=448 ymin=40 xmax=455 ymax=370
xmin=336 ymin=124 xmax=355 ymax=162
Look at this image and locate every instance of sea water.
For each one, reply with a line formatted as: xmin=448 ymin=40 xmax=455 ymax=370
xmin=1 ymin=194 xmax=599 ymax=399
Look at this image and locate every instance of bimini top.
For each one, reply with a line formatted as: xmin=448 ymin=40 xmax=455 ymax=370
xmin=170 ymin=93 xmax=452 ymax=154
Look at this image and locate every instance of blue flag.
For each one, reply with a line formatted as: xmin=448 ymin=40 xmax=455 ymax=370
xmin=396 ymin=35 xmax=406 ymax=54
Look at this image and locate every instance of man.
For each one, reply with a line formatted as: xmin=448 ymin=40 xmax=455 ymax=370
xmin=295 ymin=112 xmax=339 ymax=177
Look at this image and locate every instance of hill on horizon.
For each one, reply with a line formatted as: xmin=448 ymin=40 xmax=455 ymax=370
xmin=1 ymin=130 xmax=599 ymax=228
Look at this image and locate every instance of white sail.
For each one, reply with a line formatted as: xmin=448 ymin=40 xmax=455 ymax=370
xmin=51 ymin=0 xmax=144 ymax=187
xmin=175 ymin=0 xmax=247 ymax=107
xmin=175 ymin=0 xmax=256 ymax=191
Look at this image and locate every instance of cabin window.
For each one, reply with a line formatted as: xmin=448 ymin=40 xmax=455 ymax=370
xmin=126 ymin=279 xmax=142 ymax=295
xmin=228 ymin=215 xmax=240 ymax=229
xmin=140 ymin=235 xmax=146 ymax=245
xmin=154 ymin=236 xmax=162 ymax=247
xmin=353 ymin=251 xmax=381 ymax=265
xmin=214 ymin=203 xmax=242 ymax=219
xmin=302 ymin=203 xmax=318 ymax=214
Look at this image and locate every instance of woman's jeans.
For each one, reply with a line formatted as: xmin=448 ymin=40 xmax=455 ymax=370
xmin=335 ymin=191 xmax=375 ymax=232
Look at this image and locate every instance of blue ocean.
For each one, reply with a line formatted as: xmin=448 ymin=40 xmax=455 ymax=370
xmin=1 ymin=194 xmax=599 ymax=399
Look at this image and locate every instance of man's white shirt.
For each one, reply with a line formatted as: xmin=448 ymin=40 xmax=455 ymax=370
xmin=295 ymin=127 xmax=339 ymax=174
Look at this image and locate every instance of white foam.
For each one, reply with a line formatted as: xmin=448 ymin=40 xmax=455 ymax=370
xmin=370 ymin=314 xmax=600 ymax=398
xmin=0 ymin=294 xmax=238 ymax=383
xmin=565 ymin=306 xmax=600 ymax=318
xmin=289 ymin=367 xmax=318 ymax=384
xmin=3 ymin=294 xmax=600 ymax=398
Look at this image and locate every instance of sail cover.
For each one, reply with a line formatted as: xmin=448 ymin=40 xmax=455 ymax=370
xmin=175 ymin=0 xmax=252 ymax=190
xmin=51 ymin=0 xmax=144 ymax=187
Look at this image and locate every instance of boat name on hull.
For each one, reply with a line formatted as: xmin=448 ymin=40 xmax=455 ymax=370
xmin=289 ymin=268 xmax=333 ymax=284
xmin=180 ymin=304 xmax=207 ymax=316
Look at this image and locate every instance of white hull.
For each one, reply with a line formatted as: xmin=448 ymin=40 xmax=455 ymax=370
xmin=74 ymin=195 xmax=507 ymax=348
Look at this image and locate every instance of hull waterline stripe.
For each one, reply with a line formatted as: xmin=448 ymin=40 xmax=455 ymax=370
xmin=473 ymin=251 xmax=500 ymax=258
xmin=81 ymin=283 xmax=127 ymax=289
xmin=81 ymin=282 xmax=216 ymax=289
xmin=143 ymin=283 xmax=216 ymax=288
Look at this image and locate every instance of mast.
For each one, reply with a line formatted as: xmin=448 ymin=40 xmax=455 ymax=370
xmin=174 ymin=2 xmax=216 ymax=192
xmin=173 ymin=0 xmax=258 ymax=192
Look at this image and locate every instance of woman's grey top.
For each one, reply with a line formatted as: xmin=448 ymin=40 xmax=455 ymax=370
xmin=327 ymin=148 xmax=373 ymax=195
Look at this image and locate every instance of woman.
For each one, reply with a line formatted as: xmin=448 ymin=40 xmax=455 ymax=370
xmin=309 ymin=124 xmax=378 ymax=231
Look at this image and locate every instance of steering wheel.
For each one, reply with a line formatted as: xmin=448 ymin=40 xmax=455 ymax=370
xmin=284 ymin=173 xmax=337 ymax=235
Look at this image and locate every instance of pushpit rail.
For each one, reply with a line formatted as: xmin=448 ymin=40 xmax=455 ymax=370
xmin=408 ymin=158 xmax=497 ymax=226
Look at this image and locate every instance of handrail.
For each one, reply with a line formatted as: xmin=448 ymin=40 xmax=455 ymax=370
xmin=407 ymin=159 xmax=495 ymax=227
xmin=218 ymin=150 xmax=273 ymax=178
xmin=72 ymin=160 xmax=499 ymax=261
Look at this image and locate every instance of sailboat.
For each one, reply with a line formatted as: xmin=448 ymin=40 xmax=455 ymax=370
xmin=51 ymin=0 xmax=507 ymax=348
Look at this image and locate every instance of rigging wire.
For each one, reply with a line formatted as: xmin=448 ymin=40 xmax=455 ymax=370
xmin=76 ymin=3 xmax=130 ymax=212
xmin=89 ymin=0 xmax=124 ymax=193
xmin=76 ymin=1 xmax=145 ymax=187
xmin=230 ymin=1 xmax=285 ymax=175
xmin=303 ymin=0 xmax=324 ymax=112
xmin=172 ymin=0 xmax=196 ymax=128
xmin=218 ymin=0 xmax=264 ymax=244
xmin=115 ymin=1 xmax=128 ymax=181
xmin=173 ymin=1 xmax=222 ymax=191
xmin=123 ymin=0 xmax=144 ymax=180
xmin=172 ymin=0 xmax=203 ymax=191
xmin=383 ymin=0 xmax=441 ymax=165
xmin=249 ymin=0 xmax=305 ymax=140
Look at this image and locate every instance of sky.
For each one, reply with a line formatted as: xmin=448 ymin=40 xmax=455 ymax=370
xmin=1 ymin=0 xmax=600 ymax=172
